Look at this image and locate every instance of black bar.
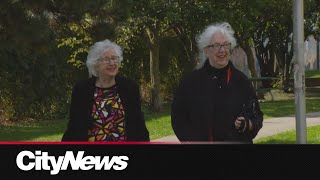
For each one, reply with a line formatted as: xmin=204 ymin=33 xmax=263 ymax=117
xmin=1 ymin=143 xmax=320 ymax=178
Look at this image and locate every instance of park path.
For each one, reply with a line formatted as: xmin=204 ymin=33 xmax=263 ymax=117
xmin=151 ymin=112 xmax=320 ymax=142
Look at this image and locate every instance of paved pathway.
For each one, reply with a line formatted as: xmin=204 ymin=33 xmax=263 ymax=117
xmin=152 ymin=112 xmax=320 ymax=142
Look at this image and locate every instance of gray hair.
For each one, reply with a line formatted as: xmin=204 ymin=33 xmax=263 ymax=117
xmin=86 ymin=39 xmax=123 ymax=77
xmin=195 ymin=22 xmax=237 ymax=69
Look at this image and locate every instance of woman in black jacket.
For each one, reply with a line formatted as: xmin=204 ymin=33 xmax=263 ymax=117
xmin=62 ymin=39 xmax=149 ymax=142
xmin=171 ymin=22 xmax=263 ymax=143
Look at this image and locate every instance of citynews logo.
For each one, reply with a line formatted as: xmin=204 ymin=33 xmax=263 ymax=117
xmin=16 ymin=150 xmax=129 ymax=175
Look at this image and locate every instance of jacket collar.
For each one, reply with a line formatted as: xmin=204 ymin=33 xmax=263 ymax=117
xmin=88 ymin=75 xmax=123 ymax=87
xmin=202 ymin=59 xmax=235 ymax=71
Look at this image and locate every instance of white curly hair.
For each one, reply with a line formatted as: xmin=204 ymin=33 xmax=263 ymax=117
xmin=86 ymin=39 xmax=123 ymax=77
xmin=195 ymin=22 xmax=237 ymax=69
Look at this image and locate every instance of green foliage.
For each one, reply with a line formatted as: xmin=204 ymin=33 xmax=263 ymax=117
xmin=305 ymin=0 xmax=320 ymax=38
xmin=1 ymin=0 xmax=320 ymax=120
xmin=0 ymin=1 xmax=63 ymax=119
xmin=0 ymin=1 xmax=88 ymax=120
xmin=54 ymin=0 xmax=132 ymax=69
xmin=57 ymin=23 xmax=93 ymax=69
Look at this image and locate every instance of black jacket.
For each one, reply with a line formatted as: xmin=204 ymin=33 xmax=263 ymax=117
xmin=62 ymin=75 xmax=150 ymax=142
xmin=171 ymin=61 xmax=263 ymax=143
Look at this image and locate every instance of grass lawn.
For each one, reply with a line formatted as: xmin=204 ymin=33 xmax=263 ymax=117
xmin=305 ymin=70 xmax=320 ymax=78
xmin=0 ymin=119 xmax=67 ymax=141
xmin=0 ymin=88 xmax=318 ymax=142
xmin=259 ymin=88 xmax=320 ymax=118
xmin=144 ymin=104 xmax=174 ymax=140
xmin=0 ymin=104 xmax=175 ymax=141
xmin=254 ymin=125 xmax=320 ymax=144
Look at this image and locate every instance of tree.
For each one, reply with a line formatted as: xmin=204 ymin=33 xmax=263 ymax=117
xmin=0 ymin=0 xmax=71 ymax=119
xmin=117 ymin=0 xmax=176 ymax=112
xmin=0 ymin=0 xmax=132 ymax=120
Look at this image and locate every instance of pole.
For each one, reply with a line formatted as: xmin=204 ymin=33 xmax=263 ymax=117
xmin=317 ymin=40 xmax=320 ymax=70
xmin=293 ymin=0 xmax=307 ymax=144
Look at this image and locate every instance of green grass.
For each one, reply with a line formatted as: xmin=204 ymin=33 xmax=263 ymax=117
xmin=259 ymin=88 xmax=320 ymax=118
xmin=260 ymin=98 xmax=320 ymax=119
xmin=254 ymin=125 xmax=320 ymax=144
xmin=144 ymin=104 xmax=173 ymax=140
xmin=0 ymin=104 xmax=174 ymax=142
xmin=305 ymin=70 xmax=320 ymax=78
xmin=0 ymin=119 xmax=66 ymax=141
xmin=0 ymin=88 xmax=318 ymax=142
xmin=253 ymin=88 xmax=320 ymax=144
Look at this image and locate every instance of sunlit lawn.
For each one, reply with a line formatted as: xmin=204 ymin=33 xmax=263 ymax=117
xmin=143 ymin=104 xmax=174 ymax=140
xmin=0 ymin=104 xmax=174 ymax=141
xmin=305 ymin=70 xmax=320 ymax=78
xmin=254 ymin=125 xmax=320 ymax=144
xmin=0 ymin=88 xmax=318 ymax=142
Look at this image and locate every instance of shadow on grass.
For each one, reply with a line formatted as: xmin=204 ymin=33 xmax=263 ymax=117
xmin=260 ymin=98 xmax=320 ymax=118
xmin=0 ymin=119 xmax=67 ymax=141
xmin=256 ymin=139 xmax=320 ymax=144
xmin=306 ymin=87 xmax=320 ymax=97
xmin=143 ymin=103 xmax=171 ymax=122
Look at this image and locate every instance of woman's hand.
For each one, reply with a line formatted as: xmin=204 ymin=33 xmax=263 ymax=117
xmin=235 ymin=117 xmax=252 ymax=132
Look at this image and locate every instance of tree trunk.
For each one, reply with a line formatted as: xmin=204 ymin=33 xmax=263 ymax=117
xmin=243 ymin=40 xmax=266 ymax=99
xmin=172 ymin=26 xmax=197 ymax=72
xmin=274 ymin=48 xmax=285 ymax=90
xmin=146 ymin=27 xmax=161 ymax=112
xmin=243 ymin=40 xmax=257 ymax=78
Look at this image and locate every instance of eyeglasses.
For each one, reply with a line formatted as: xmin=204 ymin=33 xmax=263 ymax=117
xmin=206 ymin=43 xmax=231 ymax=51
xmin=98 ymin=56 xmax=120 ymax=64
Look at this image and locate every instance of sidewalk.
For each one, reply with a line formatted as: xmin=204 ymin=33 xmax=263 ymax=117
xmin=151 ymin=112 xmax=320 ymax=142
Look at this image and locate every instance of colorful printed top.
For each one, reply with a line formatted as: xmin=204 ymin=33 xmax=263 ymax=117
xmin=88 ymin=84 xmax=126 ymax=142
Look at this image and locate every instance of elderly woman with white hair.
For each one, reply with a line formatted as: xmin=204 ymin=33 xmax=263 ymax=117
xmin=62 ymin=39 xmax=149 ymax=142
xmin=171 ymin=22 xmax=263 ymax=143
